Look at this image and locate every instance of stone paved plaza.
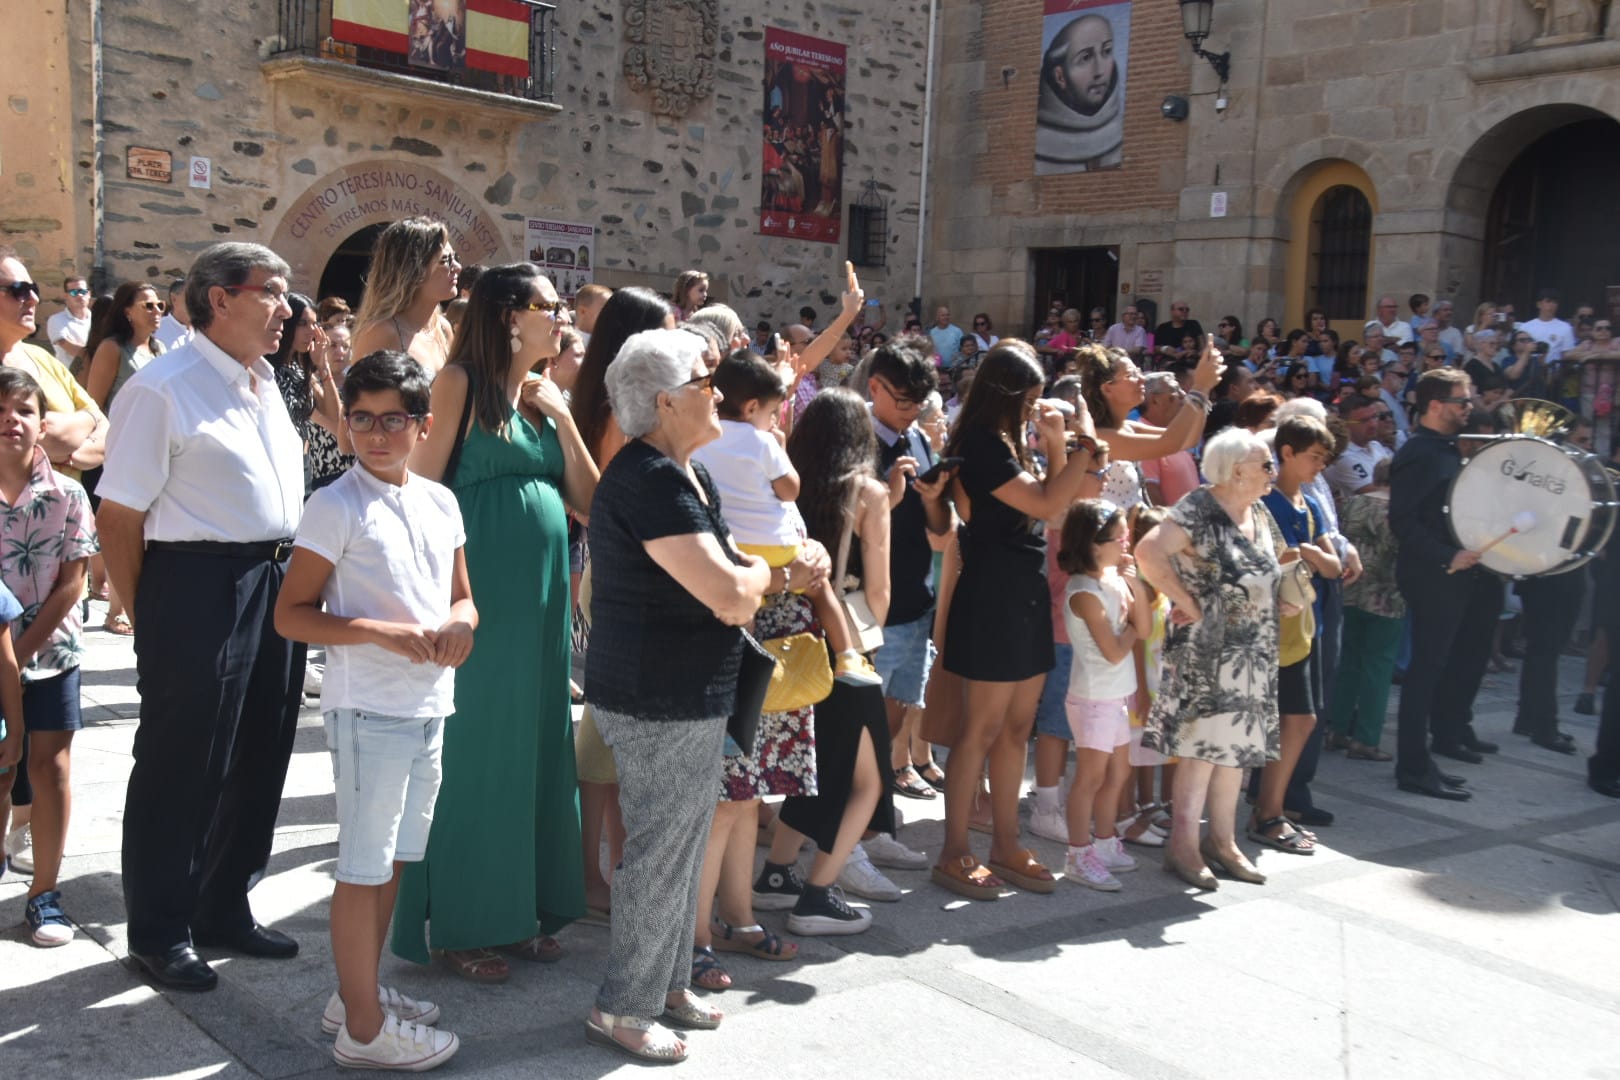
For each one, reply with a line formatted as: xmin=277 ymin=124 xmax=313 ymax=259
xmin=2 ymin=600 xmax=1617 ymax=1079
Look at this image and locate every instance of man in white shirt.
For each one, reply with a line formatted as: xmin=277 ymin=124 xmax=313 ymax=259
xmin=1372 ymin=295 xmax=1413 ymax=345
xmin=1102 ymin=304 xmax=1147 ymax=360
xmin=1327 ymin=394 xmax=1395 ymax=500
xmin=46 ymin=276 xmax=92 ymax=368
xmin=153 ymin=279 xmax=194 ymax=352
xmin=1379 ymin=360 xmax=1412 ymax=444
xmin=1519 ymin=287 xmax=1576 ymax=363
xmin=1431 ymin=300 xmax=1464 ymax=358
xmin=98 ymin=242 xmax=308 ymax=993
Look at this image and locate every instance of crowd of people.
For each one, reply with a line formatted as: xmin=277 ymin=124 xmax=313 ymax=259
xmin=1 ymin=231 xmax=1616 ymax=1070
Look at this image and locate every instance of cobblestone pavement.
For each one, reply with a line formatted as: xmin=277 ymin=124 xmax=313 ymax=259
xmin=3 ymin=602 xmax=1616 ymax=1078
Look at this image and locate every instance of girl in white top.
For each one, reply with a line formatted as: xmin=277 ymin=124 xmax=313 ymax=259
xmin=1056 ymin=499 xmax=1152 ymax=892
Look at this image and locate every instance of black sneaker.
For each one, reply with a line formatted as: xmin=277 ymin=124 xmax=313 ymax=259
xmin=786 ymin=884 xmax=872 ymax=937
xmin=751 ymin=861 xmax=805 ymax=911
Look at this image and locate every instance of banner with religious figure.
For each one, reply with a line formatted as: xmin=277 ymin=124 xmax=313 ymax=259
xmin=1034 ymin=0 xmax=1131 ymax=175
xmin=760 ymin=28 xmax=846 ymax=244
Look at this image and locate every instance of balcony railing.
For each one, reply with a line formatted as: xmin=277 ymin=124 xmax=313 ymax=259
xmin=272 ymin=0 xmax=556 ymax=104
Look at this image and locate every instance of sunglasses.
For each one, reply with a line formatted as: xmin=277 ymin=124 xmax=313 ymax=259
xmin=1245 ymin=459 xmax=1278 ymax=473
xmin=677 ymin=371 xmax=714 ymax=396
xmin=522 ymin=298 xmax=567 ymax=316
xmin=440 ymin=252 xmax=461 ymax=267
xmin=2 ymin=281 xmax=40 ymax=301
xmin=139 ymin=301 xmax=167 ymax=313
xmin=346 ymin=411 xmax=424 ymax=433
xmin=1438 ymin=396 xmax=1471 ymax=405
xmin=66 ymin=288 xmax=90 ymax=297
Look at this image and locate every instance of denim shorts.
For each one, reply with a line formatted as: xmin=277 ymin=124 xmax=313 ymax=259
xmin=1034 ymin=643 xmax=1074 ymax=739
xmin=324 ymin=709 xmax=445 ymax=886
xmin=870 ymin=611 xmax=936 ymax=708
xmin=19 ymin=668 xmax=83 ymax=732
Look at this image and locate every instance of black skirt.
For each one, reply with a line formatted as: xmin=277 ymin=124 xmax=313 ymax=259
xmin=777 ymin=680 xmax=896 ymax=853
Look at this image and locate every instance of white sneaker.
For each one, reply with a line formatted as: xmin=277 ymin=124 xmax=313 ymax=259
xmin=303 ymin=663 xmax=325 ymax=697
xmin=1028 ymin=807 xmax=1069 ymax=845
xmin=333 ymin=1016 xmax=459 ymax=1072
xmin=1063 ymin=846 xmax=1121 ymax=892
xmin=835 ymin=845 xmax=902 ymax=902
xmin=322 ymin=986 xmax=442 ymax=1035
xmin=862 ymin=832 xmax=929 ymax=870
xmin=1092 ymin=835 xmax=1138 ymax=873
xmin=5 ymin=823 xmax=33 ymax=874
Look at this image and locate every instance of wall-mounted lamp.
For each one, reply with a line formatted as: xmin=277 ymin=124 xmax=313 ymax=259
xmin=1179 ymin=0 xmax=1231 ymax=85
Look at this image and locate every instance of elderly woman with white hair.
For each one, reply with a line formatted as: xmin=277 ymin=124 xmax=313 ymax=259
xmin=685 ymin=303 xmax=752 ymax=353
xmin=1136 ymin=426 xmax=1283 ymax=891
xmin=583 ymin=328 xmax=825 ymax=1064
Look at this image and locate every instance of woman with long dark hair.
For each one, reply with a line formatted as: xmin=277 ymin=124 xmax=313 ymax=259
xmin=566 ymin=284 xmax=675 ymax=921
xmin=933 ymin=340 xmax=1105 ymax=900
xmin=266 ymin=293 xmax=346 ymax=494
xmin=397 ymin=263 xmax=599 ymax=982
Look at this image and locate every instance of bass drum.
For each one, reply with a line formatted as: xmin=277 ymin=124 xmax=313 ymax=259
xmin=1445 ymin=435 xmax=1618 ymax=578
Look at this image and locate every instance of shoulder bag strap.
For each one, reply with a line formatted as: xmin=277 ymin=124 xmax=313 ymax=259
xmin=442 ymin=369 xmax=476 ymax=486
xmin=832 ymin=479 xmax=861 ymax=589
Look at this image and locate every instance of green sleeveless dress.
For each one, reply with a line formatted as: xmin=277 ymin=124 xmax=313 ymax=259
xmin=393 ymin=401 xmax=584 ymax=962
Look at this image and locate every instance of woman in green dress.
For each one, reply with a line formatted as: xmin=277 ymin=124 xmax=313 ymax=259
xmin=396 ymin=262 xmax=600 ymax=981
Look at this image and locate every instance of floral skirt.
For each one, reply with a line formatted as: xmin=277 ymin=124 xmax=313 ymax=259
xmin=720 ymin=591 xmax=817 ymax=802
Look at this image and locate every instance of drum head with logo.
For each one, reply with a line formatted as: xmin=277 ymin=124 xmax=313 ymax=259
xmin=1446 ymin=436 xmax=1616 ymax=578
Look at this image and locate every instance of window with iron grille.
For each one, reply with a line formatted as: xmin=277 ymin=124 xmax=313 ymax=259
xmin=849 ymin=182 xmax=888 ymax=268
xmin=1309 ymin=185 xmax=1371 ymax=322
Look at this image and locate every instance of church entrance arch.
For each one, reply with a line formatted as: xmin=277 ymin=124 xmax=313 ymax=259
xmin=270 ymin=160 xmax=509 ymax=297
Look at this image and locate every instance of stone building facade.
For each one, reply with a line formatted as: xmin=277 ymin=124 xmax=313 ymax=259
xmin=926 ymin=0 xmax=1620 ymax=339
xmin=3 ymin=0 xmax=930 ymax=329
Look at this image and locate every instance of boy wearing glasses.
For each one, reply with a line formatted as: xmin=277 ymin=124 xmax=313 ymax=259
xmin=275 ymin=350 xmax=476 ymax=1071
xmin=47 ymin=277 xmax=92 ymax=368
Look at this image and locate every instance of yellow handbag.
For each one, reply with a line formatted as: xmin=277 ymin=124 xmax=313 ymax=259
xmin=760 ymin=632 xmax=834 ymax=713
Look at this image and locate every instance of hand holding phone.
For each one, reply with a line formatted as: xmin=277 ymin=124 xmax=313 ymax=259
xmin=916 ymin=456 xmax=964 ymax=485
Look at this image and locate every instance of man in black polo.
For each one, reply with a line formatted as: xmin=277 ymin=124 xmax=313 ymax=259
xmin=99 ymin=242 xmax=307 ymax=990
xmin=1388 ymin=367 xmax=1496 ymax=800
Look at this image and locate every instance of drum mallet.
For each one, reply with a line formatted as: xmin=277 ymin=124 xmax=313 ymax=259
xmin=1449 ymin=510 xmax=1535 ymax=573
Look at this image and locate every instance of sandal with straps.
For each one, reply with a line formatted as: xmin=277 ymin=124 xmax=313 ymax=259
xmin=497 ymin=934 xmax=562 ymax=963
xmin=438 ymin=947 xmax=510 ymax=983
xmin=891 ymin=765 xmax=937 ymax=800
xmin=585 ymin=1010 xmax=687 ymax=1064
xmin=987 ymin=848 xmax=1057 ymax=894
xmin=1246 ymin=815 xmax=1316 ymax=855
xmin=662 ymin=989 xmax=723 ymax=1030
xmin=691 ymin=946 xmax=732 ymax=990
xmin=931 ymin=854 xmax=1004 ymax=901
xmin=710 ymin=919 xmax=798 ymax=961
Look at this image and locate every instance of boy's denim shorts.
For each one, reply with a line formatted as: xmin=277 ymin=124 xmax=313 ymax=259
xmin=324 ymin=709 xmax=445 ymax=886
xmin=870 ymin=611 xmax=936 ymax=709
xmin=1035 ymin=643 xmax=1075 ymax=739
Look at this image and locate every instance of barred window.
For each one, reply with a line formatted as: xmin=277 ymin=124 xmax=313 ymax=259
xmin=1309 ymin=185 xmax=1371 ymax=322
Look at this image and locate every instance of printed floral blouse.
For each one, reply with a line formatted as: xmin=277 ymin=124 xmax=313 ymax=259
xmin=0 ymin=447 xmax=99 ymax=682
xmin=1340 ymin=490 xmax=1404 ymax=619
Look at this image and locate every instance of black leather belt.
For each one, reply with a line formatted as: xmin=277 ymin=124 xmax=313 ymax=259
xmin=147 ymin=539 xmax=296 ymax=563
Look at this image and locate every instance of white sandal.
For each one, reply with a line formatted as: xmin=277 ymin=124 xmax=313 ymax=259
xmin=662 ymin=990 xmax=723 ymax=1030
xmin=1120 ymin=812 xmax=1166 ymax=848
xmin=585 ymin=1010 xmax=688 ymax=1064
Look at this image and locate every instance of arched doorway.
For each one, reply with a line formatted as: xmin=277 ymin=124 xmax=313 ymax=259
xmin=1282 ymin=160 xmax=1378 ymax=341
xmin=318 ymin=223 xmax=388 ymax=310
xmin=1482 ymin=116 xmax=1620 ymax=311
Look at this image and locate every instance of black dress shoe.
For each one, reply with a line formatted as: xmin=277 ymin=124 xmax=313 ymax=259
xmin=1439 ymin=771 xmax=1468 ymax=787
xmin=192 ymin=922 xmax=299 ymax=959
xmin=1431 ymin=742 xmax=1484 ymax=764
xmin=1588 ymin=774 xmax=1620 ymax=799
xmin=1511 ymin=719 xmax=1532 ymax=736
xmin=1459 ymin=731 xmax=1499 ymax=754
xmin=128 ymin=945 xmax=218 ymax=991
xmin=1530 ymin=731 xmax=1578 ymax=755
xmin=1396 ymin=770 xmax=1473 ymax=801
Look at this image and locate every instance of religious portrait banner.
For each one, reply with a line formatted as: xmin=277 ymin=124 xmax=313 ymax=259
xmin=760 ymin=28 xmax=846 ymax=244
xmin=1034 ymin=0 xmax=1131 ymax=175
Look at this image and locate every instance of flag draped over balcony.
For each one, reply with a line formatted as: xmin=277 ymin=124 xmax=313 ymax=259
xmin=330 ymin=0 xmax=528 ymax=76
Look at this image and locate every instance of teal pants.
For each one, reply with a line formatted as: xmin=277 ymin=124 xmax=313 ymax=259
xmin=1330 ymin=607 xmax=1405 ymax=746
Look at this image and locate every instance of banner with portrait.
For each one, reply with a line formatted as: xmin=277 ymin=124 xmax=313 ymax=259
xmin=759 ymin=28 xmax=845 ymax=244
xmin=525 ymin=218 xmax=595 ymax=300
xmin=409 ymin=0 xmax=467 ymax=72
xmin=1034 ymin=0 xmax=1131 ymax=175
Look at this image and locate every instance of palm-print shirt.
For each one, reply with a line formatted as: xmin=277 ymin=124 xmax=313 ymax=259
xmin=1340 ymin=491 xmax=1404 ymax=619
xmin=0 ymin=447 xmax=98 ymax=682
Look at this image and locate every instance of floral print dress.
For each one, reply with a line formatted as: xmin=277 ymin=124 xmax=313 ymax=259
xmin=720 ymin=589 xmax=817 ymax=801
xmin=1141 ymin=485 xmax=1281 ymax=767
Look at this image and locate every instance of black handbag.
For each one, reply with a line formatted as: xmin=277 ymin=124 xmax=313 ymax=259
xmin=729 ymin=630 xmax=776 ymax=757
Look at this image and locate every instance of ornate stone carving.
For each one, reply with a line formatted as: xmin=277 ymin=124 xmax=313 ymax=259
xmin=1524 ymin=0 xmax=1606 ymax=46
xmin=622 ymin=0 xmax=718 ymax=117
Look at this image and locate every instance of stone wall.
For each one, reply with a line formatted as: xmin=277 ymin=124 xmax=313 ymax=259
xmin=925 ymin=0 xmax=1620 ymax=338
xmin=19 ymin=0 xmax=930 ymax=332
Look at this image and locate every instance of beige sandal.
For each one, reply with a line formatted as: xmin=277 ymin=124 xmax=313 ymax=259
xmin=438 ymin=947 xmax=510 ymax=983
xmin=585 ymin=1011 xmax=687 ymax=1063
xmin=498 ymin=934 xmax=562 ymax=963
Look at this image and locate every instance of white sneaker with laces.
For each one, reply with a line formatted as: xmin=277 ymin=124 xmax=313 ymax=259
xmin=835 ymin=845 xmax=902 ymax=902
xmin=1028 ymin=807 xmax=1069 ymax=845
xmin=322 ymin=986 xmax=442 ymax=1035
xmin=333 ymin=1015 xmax=459 ymax=1072
xmin=1093 ymin=835 xmax=1138 ymax=873
xmin=303 ymin=663 xmax=325 ymax=697
xmin=1063 ymin=846 xmax=1121 ymax=892
xmin=5 ymin=823 xmax=33 ymax=874
xmin=862 ymin=832 xmax=929 ymax=870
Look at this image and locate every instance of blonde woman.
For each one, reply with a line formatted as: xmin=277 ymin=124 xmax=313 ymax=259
xmin=351 ymin=217 xmax=460 ymax=377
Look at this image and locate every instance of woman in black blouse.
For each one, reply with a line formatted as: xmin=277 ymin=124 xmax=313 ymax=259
xmin=934 ymin=340 xmax=1104 ymax=900
xmin=584 ymin=328 xmax=826 ymax=1064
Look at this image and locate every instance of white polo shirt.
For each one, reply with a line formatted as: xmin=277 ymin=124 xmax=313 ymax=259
xmin=1325 ymin=438 xmax=1392 ymax=501
xmin=46 ymin=309 xmax=91 ymax=368
xmin=294 ymin=465 xmax=466 ymax=718
xmin=98 ymin=332 xmax=304 ymax=543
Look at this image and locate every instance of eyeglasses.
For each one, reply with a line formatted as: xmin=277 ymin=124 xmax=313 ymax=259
xmin=139 ymin=301 xmax=167 ymax=313
xmin=222 ymin=282 xmax=291 ymax=302
xmin=1437 ymin=396 xmax=1472 ymax=405
xmin=1243 ymin=458 xmax=1278 ymax=473
xmin=2 ymin=281 xmax=40 ymax=301
xmin=440 ymin=253 xmax=461 ymax=267
xmin=66 ymin=288 xmax=90 ymax=297
xmin=874 ymin=378 xmax=922 ymax=410
xmin=522 ymin=298 xmax=567 ymax=316
xmin=677 ymin=371 xmax=714 ymax=396
xmin=346 ymin=411 xmax=424 ymax=433
xmin=1359 ymin=410 xmax=1393 ymax=423
xmin=1173 ymin=306 xmax=1189 ymax=313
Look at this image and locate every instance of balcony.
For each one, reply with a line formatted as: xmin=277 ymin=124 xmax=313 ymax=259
xmin=266 ymin=0 xmax=560 ymax=117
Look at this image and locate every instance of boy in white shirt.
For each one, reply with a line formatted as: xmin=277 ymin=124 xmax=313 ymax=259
xmin=693 ymin=349 xmax=879 ymax=685
xmin=275 ymin=351 xmax=476 ymax=1072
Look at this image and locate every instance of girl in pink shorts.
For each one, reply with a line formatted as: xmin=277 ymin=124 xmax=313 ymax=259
xmin=1056 ymin=500 xmax=1153 ymax=891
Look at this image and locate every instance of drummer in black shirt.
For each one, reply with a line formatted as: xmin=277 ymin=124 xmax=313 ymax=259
xmin=1388 ymin=368 xmax=1497 ymax=800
